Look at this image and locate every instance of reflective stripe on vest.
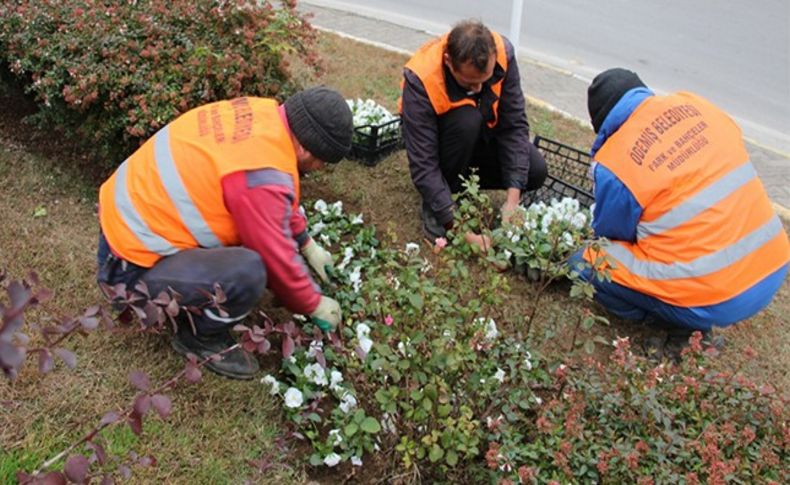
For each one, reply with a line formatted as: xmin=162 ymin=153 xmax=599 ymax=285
xmin=113 ymin=159 xmax=179 ymax=257
xmin=153 ymin=125 xmax=222 ymax=249
xmin=636 ymin=162 xmax=757 ymax=239
xmin=399 ymin=31 xmax=508 ymax=128
xmin=607 ymin=215 xmax=783 ymax=280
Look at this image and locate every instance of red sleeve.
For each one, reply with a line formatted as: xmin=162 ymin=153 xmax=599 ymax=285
xmin=290 ymin=204 xmax=309 ymax=247
xmin=222 ymin=171 xmax=321 ymax=315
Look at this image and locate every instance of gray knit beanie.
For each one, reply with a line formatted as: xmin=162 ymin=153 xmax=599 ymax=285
xmin=284 ymin=86 xmax=353 ymax=164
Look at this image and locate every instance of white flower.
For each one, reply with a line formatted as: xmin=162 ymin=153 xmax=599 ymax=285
xmin=493 ymin=368 xmax=506 ymax=383
xmin=503 ymin=249 xmax=513 ymax=260
xmin=331 ymin=200 xmax=343 ymax=215
xmin=534 ymin=396 xmax=543 ymax=406
xmin=314 ymin=199 xmax=328 ymax=214
xmin=397 ymin=341 xmax=406 ymax=354
xmin=562 ymin=232 xmax=575 ymax=247
xmin=261 ymin=375 xmax=279 ymax=395
xmin=351 ymin=213 xmax=364 ymax=225
xmin=477 ymin=317 xmax=498 ymax=341
xmin=349 ymin=265 xmax=362 ymax=292
xmin=359 ymin=336 xmax=374 ymax=354
xmin=323 ymin=453 xmax=341 ymax=467
xmin=329 ymin=369 xmax=344 ymax=389
xmin=310 ymin=221 xmax=326 ymax=236
xmin=405 ymin=242 xmax=420 ymax=254
xmin=304 ymin=363 xmax=328 ymax=386
xmin=524 ymin=351 xmax=533 ymax=371
xmin=320 ymin=234 xmax=331 ymax=245
xmin=510 ymin=233 xmax=521 ymax=243
xmin=307 ymin=340 xmax=323 ymax=358
xmin=339 ymin=392 xmax=357 ymax=413
xmin=356 ymin=322 xmax=371 ymax=340
xmin=329 ymin=429 xmax=343 ymax=446
xmin=283 ymin=387 xmax=303 ymax=408
xmin=338 ymin=246 xmax=355 ymax=270
xmin=351 ymin=456 xmax=363 ymax=466
xmin=570 ymin=212 xmax=587 ymax=229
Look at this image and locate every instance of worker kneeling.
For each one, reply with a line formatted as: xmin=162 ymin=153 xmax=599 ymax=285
xmin=570 ymin=68 xmax=789 ymax=360
xmin=96 ymin=87 xmax=352 ymax=379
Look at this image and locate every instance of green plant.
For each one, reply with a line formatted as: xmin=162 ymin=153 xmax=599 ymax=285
xmin=486 ymin=336 xmax=789 ymax=484
xmin=0 ymin=0 xmax=317 ymax=163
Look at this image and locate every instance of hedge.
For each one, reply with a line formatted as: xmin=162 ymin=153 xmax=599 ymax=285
xmin=0 ymin=0 xmax=318 ymax=162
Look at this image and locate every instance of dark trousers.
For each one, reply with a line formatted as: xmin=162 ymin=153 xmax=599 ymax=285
xmin=97 ymin=233 xmax=266 ymax=335
xmin=438 ymin=105 xmax=547 ymax=193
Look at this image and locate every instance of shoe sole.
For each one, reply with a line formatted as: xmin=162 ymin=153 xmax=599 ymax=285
xmin=170 ymin=337 xmax=257 ymax=381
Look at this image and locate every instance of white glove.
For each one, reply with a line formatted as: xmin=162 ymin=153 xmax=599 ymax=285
xmin=310 ymin=296 xmax=342 ymax=332
xmin=301 ymin=238 xmax=333 ymax=283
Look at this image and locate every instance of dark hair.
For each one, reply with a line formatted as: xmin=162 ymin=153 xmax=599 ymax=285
xmin=446 ymin=20 xmax=495 ymax=72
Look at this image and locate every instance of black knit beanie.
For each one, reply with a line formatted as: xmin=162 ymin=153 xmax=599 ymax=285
xmin=284 ymin=86 xmax=353 ymax=163
xmin=587 ymin=68 xmax=646 ymax=133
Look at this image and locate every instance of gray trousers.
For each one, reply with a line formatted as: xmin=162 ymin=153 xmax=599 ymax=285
xmin=96 ymin=233 xmax=266 ymax=335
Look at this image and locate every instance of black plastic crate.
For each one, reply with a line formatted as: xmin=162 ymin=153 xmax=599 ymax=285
xmin=348 ymin=117 xmax=404 ymax=166
xmin=522 ymin=135 xmax=595 ymax=208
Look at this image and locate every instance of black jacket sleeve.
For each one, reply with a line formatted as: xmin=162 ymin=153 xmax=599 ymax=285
xmin=401 ymin=69 xmax=456 ymax=226
xmin=493 ymin=38 xmax=531 ymax=191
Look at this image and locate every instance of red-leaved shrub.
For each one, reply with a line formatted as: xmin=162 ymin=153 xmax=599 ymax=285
xmin=0 ymin=0 xmax=318 ymax=163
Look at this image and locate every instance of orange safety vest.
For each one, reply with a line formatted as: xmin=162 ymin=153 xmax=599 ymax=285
xmin=399 ymin=31 xmax=508 ymax=128
xmin=585 ymin=92 xmax=789 ymax=307
xmin=99 ymin=97 xmax=300 ymax=268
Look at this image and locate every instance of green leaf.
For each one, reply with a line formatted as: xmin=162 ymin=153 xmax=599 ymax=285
xmin=584 ymin=339 xmax=595 ymax=354
xmin=309 ymin=453 xmax=323 ymax=466
xmin=428 ymin=444 xmax=444 ymax=463
xmin=408 ymin=293 xmax=424 ymax=310
xmin=445 ymin=450 xmax=459 ymax=467
xmin=33 ymin=205 xmax=47 ymax=218
xmin=307 ymin=412 xmax=322 ymax=423
xmin=438 ymin=404 xmax=452 ymax=417
xmin=344 ymin=423 xmax=359 ymax=437
xmin=360 ymin=417 xmax=381 ymax=434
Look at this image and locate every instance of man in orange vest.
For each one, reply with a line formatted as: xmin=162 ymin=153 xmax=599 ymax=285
xmin=570 ymin=68 xmax=789 ymax=359
xmin=400 ymin=20 xmax=547 ymax=247
xmin=96 ymin=87 xmax=352 ymax=379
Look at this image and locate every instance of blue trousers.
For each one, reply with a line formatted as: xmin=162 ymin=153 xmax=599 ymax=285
xmin=568 ymin=250 xmax=788 ymax=331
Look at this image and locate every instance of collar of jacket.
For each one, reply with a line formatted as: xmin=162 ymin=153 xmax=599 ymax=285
xmin=443 ymin=61 xmax=506 ymax=103
xmin=591 ymin=87 xmax=655 ymax=157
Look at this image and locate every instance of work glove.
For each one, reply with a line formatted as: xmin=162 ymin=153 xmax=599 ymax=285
xmin=310 ymin=296 xmax=342 ymax=332
xmin=302 ymin=238 xmax=333 ymax=284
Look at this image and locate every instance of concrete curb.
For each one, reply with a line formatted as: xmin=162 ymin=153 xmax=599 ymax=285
xmin=304 ymin=3 xmax=790 ymax=215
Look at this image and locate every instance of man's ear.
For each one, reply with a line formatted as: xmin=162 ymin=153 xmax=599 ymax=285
xmin=443 ymin=51 xmax=452 ymax=70
xmin=296 ymin=144 xmax=314 ymax=160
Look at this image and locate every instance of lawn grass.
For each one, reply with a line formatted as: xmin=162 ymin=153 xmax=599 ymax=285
xmin=1 ymin=31 xmax=788 ymax=484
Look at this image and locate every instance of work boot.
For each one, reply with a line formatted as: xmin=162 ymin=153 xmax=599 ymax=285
xmin=644 ymin=327 xmax=726 ymax=363
xmin=663 ymin=327 xmax=726 ymax=362
xmin=171 ymin=327 xmax=259 ymax=380
xmin=421 ymin=201 xmax=446 ymax=241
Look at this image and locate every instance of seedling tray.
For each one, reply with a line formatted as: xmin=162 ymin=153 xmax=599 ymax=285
xmin=349 ymin=117 xmax=404 ymax=166
xmin=522 ymin=135 xmax=595 ymax=208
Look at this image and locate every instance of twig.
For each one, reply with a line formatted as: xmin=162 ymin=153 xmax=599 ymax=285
xmin=33 ymin=344 xmax=240 ymax=475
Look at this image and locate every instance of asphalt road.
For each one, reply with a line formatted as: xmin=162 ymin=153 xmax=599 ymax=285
xmin=305 ymin=0 xmax=790 ymax=153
